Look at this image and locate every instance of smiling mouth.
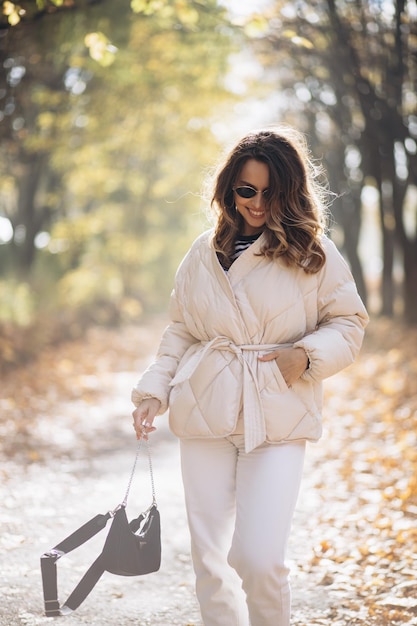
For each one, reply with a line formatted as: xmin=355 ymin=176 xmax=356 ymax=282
xmin=248 ymin=208 xmax=265 ymax=218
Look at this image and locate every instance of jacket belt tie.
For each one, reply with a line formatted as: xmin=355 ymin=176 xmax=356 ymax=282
xmin=170 ymin=336 xmax=285 ymax=453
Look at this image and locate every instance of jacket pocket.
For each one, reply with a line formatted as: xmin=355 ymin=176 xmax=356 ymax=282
xmin=261 ymin=360 xmax=320 ymax=441
xmin=169 ymin=349 xmax=242 ymax=438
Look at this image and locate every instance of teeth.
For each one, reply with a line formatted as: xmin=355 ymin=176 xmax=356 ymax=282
xmin=248 ymin=209 xmax=264 ymax=217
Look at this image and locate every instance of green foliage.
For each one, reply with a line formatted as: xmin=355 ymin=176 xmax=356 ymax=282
xmin=0 ymin=0 xmax=238 ymax=366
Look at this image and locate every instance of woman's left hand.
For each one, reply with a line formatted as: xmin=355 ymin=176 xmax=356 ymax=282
xmin=258 ymin=347 xmax=308 ymax=387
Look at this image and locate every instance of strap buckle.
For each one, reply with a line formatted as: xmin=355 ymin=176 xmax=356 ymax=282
xmin=44 ymin=599 xmax=60 ymax=616
xmin=43 ymin=548 xmax=65 ymax=560
xmin=109 ymin=503 xmax=124 ymax=518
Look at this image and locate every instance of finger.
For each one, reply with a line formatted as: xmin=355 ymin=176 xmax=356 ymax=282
xmin=258 ymin=351 xmax=278 ymax=361
xmin=134 ymin=419 xmax=156 ymax=439
xmin=133 ymin=406 xmax=151 ymax=424
xmin=137 ymin=428 xmax=156 ymax=440
xmin=133 ymin=406 xmax=149 ymax=419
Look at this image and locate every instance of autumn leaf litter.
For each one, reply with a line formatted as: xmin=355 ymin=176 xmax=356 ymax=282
xmin=1 ymin=316 xmax=417 ymax=625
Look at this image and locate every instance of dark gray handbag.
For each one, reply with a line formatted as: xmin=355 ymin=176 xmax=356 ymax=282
xmin=40 ymin=441 xmax=161 ymax=616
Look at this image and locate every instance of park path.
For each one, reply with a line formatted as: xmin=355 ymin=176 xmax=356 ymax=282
xmin=1 ymin=317 xmax=416 ymax=625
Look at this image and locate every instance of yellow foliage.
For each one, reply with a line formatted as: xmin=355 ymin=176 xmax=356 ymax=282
xmin=3 ymin=1 xmax=22 ymax=25
xmin=84 ymin=32 xmax=118 ymax=67
xmin=58 ymin=266 xmax=123 ymax=308
xmin=0 ymin=280 xmax=34 ymax=326
xmin=130 ymin=0 xmax=165 ymax=15
xmin=37 ymin=111 xmax=56 ymax=131
xmin=175 ymin=0 xmax=199 ymax=26
xmin=243 ymin=14 xmax=269 ymax=38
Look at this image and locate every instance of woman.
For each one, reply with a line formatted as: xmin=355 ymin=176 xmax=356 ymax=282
xmin=132 ymin=127 xmax=368 ymax=626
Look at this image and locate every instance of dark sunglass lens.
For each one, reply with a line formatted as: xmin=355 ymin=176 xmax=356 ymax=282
xmin=236 ymin=187 xmax=256 ymax=198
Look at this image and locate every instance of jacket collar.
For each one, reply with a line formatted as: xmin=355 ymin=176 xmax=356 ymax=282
xmin=227 ymin=231 xmax=267 ymax=288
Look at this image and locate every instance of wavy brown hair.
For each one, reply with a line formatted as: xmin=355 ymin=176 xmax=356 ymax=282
xmin=211 ymin=127 xmax=329 ymax=272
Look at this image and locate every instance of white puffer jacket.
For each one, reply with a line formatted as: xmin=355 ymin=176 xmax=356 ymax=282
xmin=132 ymin=230 xmax=368 ymax=452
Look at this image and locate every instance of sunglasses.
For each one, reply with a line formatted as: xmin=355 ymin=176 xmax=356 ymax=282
xmin=233 ymin=186 xmax=269 ymax=199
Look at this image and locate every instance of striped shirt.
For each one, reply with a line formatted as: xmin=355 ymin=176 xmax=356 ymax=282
xmin=217 ymin=232 xmax=262 ymax=271
xmin=231 ymin=233 xmax=261 ymax=263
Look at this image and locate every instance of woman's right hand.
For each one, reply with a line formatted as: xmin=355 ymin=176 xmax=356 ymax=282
xmin=132 ymin=398 xmax=161 ymax=440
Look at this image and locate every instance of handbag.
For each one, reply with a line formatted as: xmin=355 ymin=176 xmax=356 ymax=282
xmin=40 ymin=440 xmax=161 ymax=616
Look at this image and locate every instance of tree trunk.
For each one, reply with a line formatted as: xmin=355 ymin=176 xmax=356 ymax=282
xmin=403 ymin=242 xmax=417 ymax=324
xmin=12 ymin=152 xmax=48 ymax=274
xmin=392 ymin=164 xmax=417 ymax=325
xmin=377 ymin=182 xmax=396 ymax=318
xmin=321 ymin=139 xmax=368 ymax=307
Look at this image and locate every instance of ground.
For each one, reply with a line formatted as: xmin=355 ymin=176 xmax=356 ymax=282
xmin=1 ymin=316 xmax=417 ymax=625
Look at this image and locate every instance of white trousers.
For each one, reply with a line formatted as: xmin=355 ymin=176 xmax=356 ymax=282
xmin=180 ymin=434 xmax=306 ymax=626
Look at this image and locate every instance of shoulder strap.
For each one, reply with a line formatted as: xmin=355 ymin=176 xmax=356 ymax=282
xmin=40 ymin=513 xmax=111 ymax=616
xmin=40 ymin=440 xmax=155 ymax=616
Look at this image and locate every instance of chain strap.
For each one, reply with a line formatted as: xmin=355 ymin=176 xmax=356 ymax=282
xmin=146 ymin=438 xmax=157 ymax=505
xmin=120 ymin=438 xmax=156 ymax=509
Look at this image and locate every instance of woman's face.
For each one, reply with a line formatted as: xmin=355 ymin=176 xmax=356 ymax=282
xmin=233 ymin=159 xmax=270 ymax=236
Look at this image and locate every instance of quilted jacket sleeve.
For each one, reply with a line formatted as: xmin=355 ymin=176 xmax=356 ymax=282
xmin=294 ymin=237 xmax=369 ymax=383
xmin=131 ymin=287 xmax=198 ymax=414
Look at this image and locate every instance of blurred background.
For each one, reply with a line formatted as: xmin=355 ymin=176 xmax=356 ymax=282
xmin=0 ymin=0 xmax=416 ymax=367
